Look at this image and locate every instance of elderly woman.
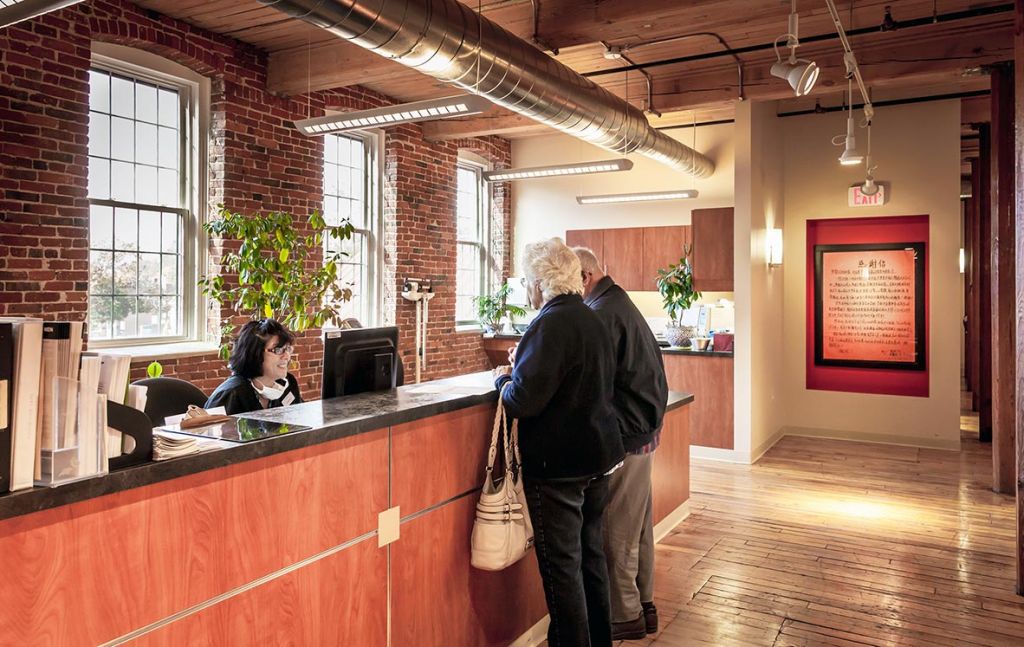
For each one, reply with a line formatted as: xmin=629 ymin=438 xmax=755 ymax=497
xmin=205 ymin=318 xmax=303 ymax=415
xmin=494 ymin=237 xmax=624 ymax=647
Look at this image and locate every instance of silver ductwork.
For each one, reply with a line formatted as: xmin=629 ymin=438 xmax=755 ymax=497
xmin=258 ymin=0 xmax=715 ymax=177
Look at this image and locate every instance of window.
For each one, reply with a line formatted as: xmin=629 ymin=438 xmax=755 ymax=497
xmin=324 ymin=132 xmax=381 ymax=326
xmin=456 ymin=161 xmax=490 ymax=324
xmin=87 ymin=55 xmax=199 ymax=344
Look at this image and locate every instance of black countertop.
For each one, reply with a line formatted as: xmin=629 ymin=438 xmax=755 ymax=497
xmin=0 ymin=371 xmax=693 ymax=522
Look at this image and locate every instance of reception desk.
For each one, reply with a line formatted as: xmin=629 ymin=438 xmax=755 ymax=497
xmin=0 ymin=372 xmax=692 ymax=646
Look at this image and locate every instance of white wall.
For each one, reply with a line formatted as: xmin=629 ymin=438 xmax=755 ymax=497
xmin=779 ymin=100 xmax=962 ymax=450
xmin=511 ymin=125 xmax=735 ymax=317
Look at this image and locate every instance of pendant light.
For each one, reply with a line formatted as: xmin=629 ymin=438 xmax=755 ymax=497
xmin=836 ymin=80 xmax=863 ymax=166
xmin=770 ymin=0 xmax=820 ymax=96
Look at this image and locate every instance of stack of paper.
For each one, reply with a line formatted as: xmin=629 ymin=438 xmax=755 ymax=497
xmin=0 ymin=317 xmax=43 ymax=491
xmin=152 ymin=431 xmax=227 ymax=461
xmin=37 ymin=322 xmax=84 ymax=478
xmin=77 ymin=356 xmax=104 ymax=478
xmin=95 ymin=354 xmax=132 ymax=458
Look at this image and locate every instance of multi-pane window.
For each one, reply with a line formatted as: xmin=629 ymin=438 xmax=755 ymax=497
xmin=87 ymin=66 xmax=192 ymax=342
xmin=324 ymin=133 xmax=379 ymax=326
xmin=456 ymin=163 xmax=489 ymax=324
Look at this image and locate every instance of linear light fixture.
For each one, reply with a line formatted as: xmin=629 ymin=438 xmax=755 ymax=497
xmin=483 ymin=159 xmax=633 ymax=182
xmin=0 ymin=0 xmax=83 ymax=28
xmin=576 ymin=189 xmax=699 ymax=205
xmin=293 ymin=95 xmax=491 ymax=136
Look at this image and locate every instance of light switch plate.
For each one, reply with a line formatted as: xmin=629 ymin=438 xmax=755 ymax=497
xmin=378 ymin=506 xmax=400 ymax=547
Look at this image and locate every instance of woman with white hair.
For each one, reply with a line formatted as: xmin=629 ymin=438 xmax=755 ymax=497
xmin=494 ymin=237 xmax=624 ymax=647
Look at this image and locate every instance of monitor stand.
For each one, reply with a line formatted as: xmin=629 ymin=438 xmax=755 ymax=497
xmin=373 ymin=351 xmax=395 ymax=390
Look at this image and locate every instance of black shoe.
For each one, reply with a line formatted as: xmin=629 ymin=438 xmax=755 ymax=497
xmin=641 ymin=601 xmax=658 ymax=634
xmin=611 ymin=614 xmax=647 ymax=640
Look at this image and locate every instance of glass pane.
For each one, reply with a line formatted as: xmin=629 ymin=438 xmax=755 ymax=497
xmin=136 ymin=122 xmax=157 ymax=165
xmin=113 ymin=252 xmax=138 ymax=295
xmin=158 ymin=88 xmax=177 ymax=128
xmin=324 ymin=135 xmax=338 ymax=164
xmin=337 ymin=136 xmax=351 ymax=166
xmin=161 ymin=254 xmax=178 ymax=294
xmin=111 ymin=161 xmax=134 ymax=202
xmin=112 ymin=297 xmax=138 ymax=337
xmin=158 ymin=168 xmax=178 ymax=207
xmin=138 ymin=297 xmax=160 ymax=336
xmin=90 ymin=204 xmax=113 ymax=249
xmin=110 ymin=76 xmax=134 ymax=118
xmin=136 ymin=82 xmax=158 ymax=124
xmin=160 ymin=297 xmax=179 ymax=336
xmin=158 ymin=126 xmax=177 ymax=169
xmin=89 ymin=297 xmax=112 ymax=340
xmin=338 ymin=169 xmax=351 ymax=197
xmin=88 ymin=112 xmax=109 ymax=158
xmin=89 ymin=250 xmax=113 ymax=294
xmin=138 ymin=254 xmax=161 ymax=295
xmin=161 ymin=212 xmax=178 ymax=253
xmin=89 ymin=70 xmax=110 ymax=113
xmin=350 ymin=168 xmax=364 ymax=202
xmin=111 ymin=117 xmax=134 ymax=161
xmin=324 ymin=195 xmax=338 ymax=224
xmin=324 ymin=165 xmax=338 ymax=196
xmin=113 ymin=208 xmax=137 ymax=251
xmin=138 ymin=211 xmax=162 ymax=252
xmin=135 ymin=165 xmax=158 ymax=203
xmin=88 ymin=157 xmax=110 ymax=200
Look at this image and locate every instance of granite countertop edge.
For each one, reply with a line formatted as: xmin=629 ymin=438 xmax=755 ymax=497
xmin=0 ymin=372 xmax=693 ymax=521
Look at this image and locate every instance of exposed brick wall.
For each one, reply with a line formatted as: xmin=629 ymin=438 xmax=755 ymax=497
xmin=0 ymin=0 xmax=512 ymax=400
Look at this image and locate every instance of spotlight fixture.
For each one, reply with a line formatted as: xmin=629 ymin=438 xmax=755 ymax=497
xmin=0 ymin=0 xmax=83 ymax=28
xmin=483 ymin=158 xmax=633 ymax=182
xmin=770 ymin=0 xmax=820 ymax=96
xmin=837 ymin=117 xmax=863 ymax=166
xmin=879 ymin=5 xmax=899 ymax=32
xmin=292 ymin=95 xmax=491 ymax=136
xmin=575 ymin=189 xmax=698 ymax=205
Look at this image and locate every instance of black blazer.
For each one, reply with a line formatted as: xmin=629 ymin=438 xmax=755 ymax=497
xmin=495 ymin=293 xmax=624 ymax=480
xmin=205 ymin=373 xmax=303 ymax=416
xmin=585 ymin=277 xmax=668 ymax=451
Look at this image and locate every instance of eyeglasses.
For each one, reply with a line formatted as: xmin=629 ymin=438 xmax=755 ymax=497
xmin=266 ymin=345 xmax=294 ymax=356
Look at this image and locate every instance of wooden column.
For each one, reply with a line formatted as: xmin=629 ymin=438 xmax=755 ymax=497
xmin=977 ymin=123 xmax=994 ymax=443
xmin=969 ymin=159 xmax=983 ymax=411
xmin=991 ymin=64 xmax=1018 ymax=495
xmin=1012 ymin=0 xmax=1024 ymax=597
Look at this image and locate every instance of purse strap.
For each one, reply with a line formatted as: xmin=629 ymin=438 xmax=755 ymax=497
xmin=486 ymin=383 xmax=522 ymax=477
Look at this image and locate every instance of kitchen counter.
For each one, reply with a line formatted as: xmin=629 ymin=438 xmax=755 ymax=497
xmin=482 ymin=333 xmax=734 ymax=365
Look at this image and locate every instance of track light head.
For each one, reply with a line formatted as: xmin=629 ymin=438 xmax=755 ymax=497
xmin=879 ymin=6 xmax=899 ymax=32
xmin=839 ymin=144 xmax=863 ymax=166
xmin=770 ymin=59 xmax=820 ymax=96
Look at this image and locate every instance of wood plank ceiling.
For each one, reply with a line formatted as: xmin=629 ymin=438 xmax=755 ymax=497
xmin=133 ymin=0 xmax=1011 ymax=139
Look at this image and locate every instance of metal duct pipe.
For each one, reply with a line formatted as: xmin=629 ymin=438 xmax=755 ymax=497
xmin=258 ymin=0 xmax=715 ymax=177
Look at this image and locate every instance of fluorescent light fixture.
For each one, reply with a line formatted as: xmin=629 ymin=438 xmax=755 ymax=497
xmin=767 ymin=228 xmax=784 ymax=267
xmin=0 ymin=0 xmax=83 ymax=28
xmin=293 ymin=95 xmax=491 ymax=136
xmin=575 ymin=189 xmax=698 ymax=205
xmin=483 ymin=158 xmax=633 ymax=182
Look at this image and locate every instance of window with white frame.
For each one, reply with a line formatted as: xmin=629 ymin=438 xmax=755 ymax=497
xmin=324 ymin=132 xmax=380 ymax=326
xmin=456 ymin=161 xmax=490 ymax=324
xmin=87 ymin=58 xmax=199 ymax=344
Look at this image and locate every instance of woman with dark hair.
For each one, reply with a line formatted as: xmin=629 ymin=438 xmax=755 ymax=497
xmin=205 ymin=319 xmax=303 ymax=415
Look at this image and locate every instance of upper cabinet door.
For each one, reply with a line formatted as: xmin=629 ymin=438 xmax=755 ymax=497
xmin=641 ymin=226 xmax=690 ymax=292
xmin=565 ymin=229 xmax=605 ymax=262
xmin=691 ymin=207 xmax=734 ymax=292
xmin=603 ymin=227 xmax=645 ymax=291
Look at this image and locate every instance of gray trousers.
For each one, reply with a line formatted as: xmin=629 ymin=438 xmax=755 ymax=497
xmin=602 ymin=451 xmax=655 ymax=623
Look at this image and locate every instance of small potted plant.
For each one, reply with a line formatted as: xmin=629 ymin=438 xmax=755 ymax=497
xmin=655 ymin=251 xmax=701 ymax=348
xmin=474 ymin=283 xmax=527 ymax=335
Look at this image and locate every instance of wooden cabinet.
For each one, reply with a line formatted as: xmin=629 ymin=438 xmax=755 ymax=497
xmin=601 ymin=227 xmax=644 ymax=290
xmin=691 ymin=207 xmax=734 ymax=292
xmin=663 ymin=353 xmax=734 ymax=449
xmin=641 ymin=225 xmax=691 ymax=292
xmin=564 ymin=228 xmax=604 ymax=259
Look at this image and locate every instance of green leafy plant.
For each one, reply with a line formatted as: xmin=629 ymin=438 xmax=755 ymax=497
xmin=655 ymin=252 xmax=701 ymax=325
xmin=473 ymin=283 xmax=527 ymax=333
xmin=199 ymin=206 xmax=355 ymax=359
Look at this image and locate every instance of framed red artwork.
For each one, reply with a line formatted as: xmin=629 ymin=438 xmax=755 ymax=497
xmin=806 ymin=216 xmax=929 ymax=397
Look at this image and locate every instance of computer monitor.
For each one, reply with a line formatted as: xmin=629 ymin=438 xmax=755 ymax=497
xmin=321 ymin=326 xmax=404 ymax=399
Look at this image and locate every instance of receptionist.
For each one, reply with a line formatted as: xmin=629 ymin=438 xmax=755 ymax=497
xmin=205 ymin=318 xmax=304 ymax=415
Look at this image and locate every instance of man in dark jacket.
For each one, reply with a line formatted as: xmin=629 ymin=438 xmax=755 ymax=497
xmin=574 ymin=246 xmax=669 ymax=639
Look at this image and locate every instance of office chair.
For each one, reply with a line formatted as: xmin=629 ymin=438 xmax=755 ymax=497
xmin=132 ymin=377 xmax=209 ymax=427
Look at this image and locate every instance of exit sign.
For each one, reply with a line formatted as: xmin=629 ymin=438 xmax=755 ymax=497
xmin=848 ymin=184 xmax=886 ymax=207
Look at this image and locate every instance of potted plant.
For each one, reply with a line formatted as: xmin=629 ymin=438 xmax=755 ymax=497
xmin=473 ymin=283 xmax=527 ymax=335
xmin=199 ymin=206 xmax=355 ymax=359
xmin=655 ymin=252 xmax=701 ymax=348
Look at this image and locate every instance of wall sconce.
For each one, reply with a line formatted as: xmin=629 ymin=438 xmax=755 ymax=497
xmin=959 ymin=248 xmax=965 ymax=274
xmin=767 ymin=228 xmax=784 ymax=267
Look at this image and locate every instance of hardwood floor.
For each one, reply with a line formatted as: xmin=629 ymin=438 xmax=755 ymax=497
xmin=633 ymin=426 xmax=1022 ymax=645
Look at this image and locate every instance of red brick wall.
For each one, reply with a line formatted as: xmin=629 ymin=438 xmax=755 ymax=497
xmin=0 ymin=0 xmax=511 ymax=399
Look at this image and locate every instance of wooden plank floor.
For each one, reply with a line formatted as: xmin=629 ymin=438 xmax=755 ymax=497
xmin=626 ymin=408 xmax=1023 ymax=646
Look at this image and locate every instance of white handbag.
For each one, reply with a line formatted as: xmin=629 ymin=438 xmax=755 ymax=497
xmin=470 ymin=384 xmax=534 ymax=571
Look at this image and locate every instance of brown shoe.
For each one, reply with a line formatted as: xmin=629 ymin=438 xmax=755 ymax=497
xmin=641 ymin=601 xmax=658 ymax=634
xmin=611 ymin=614 xmax=647 ymax=640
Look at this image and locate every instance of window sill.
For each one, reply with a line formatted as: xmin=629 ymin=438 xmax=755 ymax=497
xmin=87 ymin=341 xmax=221 ymax=362
xmin=456 ymin=324 xmax=483 ymax=333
